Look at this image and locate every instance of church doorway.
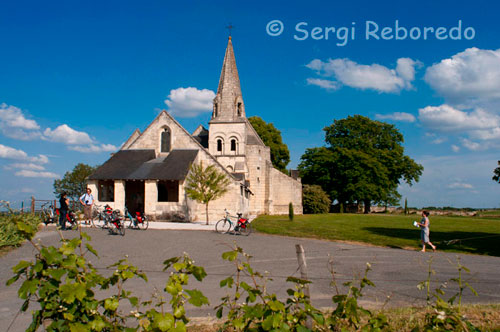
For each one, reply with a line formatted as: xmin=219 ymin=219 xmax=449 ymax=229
xmin=125 ymin=180 xmax=145 ymax=214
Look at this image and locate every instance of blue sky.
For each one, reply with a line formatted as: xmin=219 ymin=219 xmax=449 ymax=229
xmin=1 ymin=0 xmax=499 ymax=208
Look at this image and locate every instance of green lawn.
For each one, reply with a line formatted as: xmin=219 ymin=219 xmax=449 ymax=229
xmin=252 ymin=213 xmax=500 ymax=256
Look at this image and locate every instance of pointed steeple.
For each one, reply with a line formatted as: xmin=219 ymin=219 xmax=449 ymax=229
xmin=211 ymin=37 xmax=245 ymax=122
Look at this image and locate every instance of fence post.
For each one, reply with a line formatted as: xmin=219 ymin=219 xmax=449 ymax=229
xmin=295 ymin=244 xmax=312 ymax=329
xmin=31 ymin=196 xmax=35 ymax=214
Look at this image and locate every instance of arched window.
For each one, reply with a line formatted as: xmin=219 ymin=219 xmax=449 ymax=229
xmin=237 ymin=102 xmax=242 ymax=116
xmin=230 ymin=139 xmax=237 ymax=152
xmin=161 ymin=127 xmax=171 ymax=152
xmin=217 ymin=139 xmax=223 ymax=152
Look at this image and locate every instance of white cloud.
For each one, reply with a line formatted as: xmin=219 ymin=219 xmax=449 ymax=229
xmin=5 ymin=163 xmax=46 ymax=171
xmin=425 ymin=48 xmax=500 ymax=106
xmin=306 ymin=78 xmax=340 ymax=91
xmin=419 ymin=105 xmax=500 ymax=132
xmin=0 ymin=144 xmax=28 ymax=160
xmin=0 ymin=103 xmax=39 ymax=130
xmin=69 ymin=143 xmax=117 ymax=153
xmin=418 ymin=104 xmax=500 ymax=151
xmin=451 ymin=145 xmax=460 ymax=152
xmin=0 ymin=103 xmax=41 ymax=140
xmin=43 ymin=124 xmax=93 ymax=145
xmin=375 ymin=112 xmax=416 ymax=122
xmin=447 ymin=182 xmax=474 ymax=189
xmin=306 ymin=57 xmax=421 ymax=93
xmin=165 ymin=87 xmax=215 ymax=117
xmin=15 ymin=170 xmax=59 ymax=178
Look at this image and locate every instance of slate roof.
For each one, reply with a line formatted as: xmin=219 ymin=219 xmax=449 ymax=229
xmin=128 ymin=150 xmax=198 ymax=180
xmin=88 ymin=149 xmax=155 ymax=180
xmin=88 ymin=149 xmax=198 ymax=181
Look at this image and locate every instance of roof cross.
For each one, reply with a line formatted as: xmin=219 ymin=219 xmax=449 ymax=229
xmin=226 ymin=23 xmax=234 ymax=37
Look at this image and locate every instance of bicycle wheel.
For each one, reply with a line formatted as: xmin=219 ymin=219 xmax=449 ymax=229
xmin=118 ymin=221 xmax=125 ymax=236
xmin=101 ymin=215 xmax=110 ymax=229
xmin=215 ymin=219 xmax=231 ymax=234
xmin=239 ymin=223 xmax=252 ymax=236
xmin=138 ymin=216 xmax=148 ymax=230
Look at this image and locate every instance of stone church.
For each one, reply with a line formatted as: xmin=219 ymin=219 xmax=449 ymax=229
xmin=87 ymin=37 xmax=303 ymax=222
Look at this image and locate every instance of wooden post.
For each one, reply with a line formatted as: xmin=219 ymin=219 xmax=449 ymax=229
xmin=295 ymin=244 xmax=312 ymax=329
xmin=31 ymin=196 xmax=35 ymax=214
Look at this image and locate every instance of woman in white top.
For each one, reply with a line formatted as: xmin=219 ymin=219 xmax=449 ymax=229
xmin=418 ymin=210 xmax=436 ymax=252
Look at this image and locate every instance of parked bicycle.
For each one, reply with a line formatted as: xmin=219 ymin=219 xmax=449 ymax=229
xmin=91 ymin=204 xmax=108 ymax=228
xmin=124 ymin=207 xmax=148 ymax=230
xmin=97 ymin=205 xmax=125 ymax=236
xmin=215 ymin=209 xmax=252 ymax=236
xmin=41 ymin=202 xmax=78 ymax=230
xmin=40 ymin=202 xmax=56 ymax=225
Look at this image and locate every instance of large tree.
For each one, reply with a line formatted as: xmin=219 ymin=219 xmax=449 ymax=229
xmin=299 ymin=115 xmax=423 ymax=213
xmin=53 ymin=163 xmax=97 ymax=201
xmin=185 ymin=162 xmax=230 ymax=225
xmin=493 ymin=161 xmax=500 ymax=183
xmin=248 ymin=116 xmax=290 ymax=173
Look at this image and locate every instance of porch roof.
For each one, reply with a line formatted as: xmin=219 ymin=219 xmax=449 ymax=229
xmin=128 ymin=149 xmax=198 ymax=180
xmin=88 ymin=149 xmax=198 ymax=181
xmin=88 ymin=149 xmax=156 ymax=180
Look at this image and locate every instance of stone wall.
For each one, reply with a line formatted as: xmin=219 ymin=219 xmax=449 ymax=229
xmin=268 ymin=166 xmax=303 ymax=215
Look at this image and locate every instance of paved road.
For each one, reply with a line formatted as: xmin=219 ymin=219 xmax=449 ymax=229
xmin=1 ymin=227 xmax=499 ymax=331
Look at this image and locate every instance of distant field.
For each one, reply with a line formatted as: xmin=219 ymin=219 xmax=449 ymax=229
xmin=252 ymin=213 xmax=500 ymax=256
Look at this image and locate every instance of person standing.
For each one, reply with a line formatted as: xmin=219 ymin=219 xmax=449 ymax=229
xmin=79 ymin=188 xmax=94 ymax=225
xmin=418 ymin=210 xmax=436 ymax=252
xmin=59 ymin=192 xmax=69 ymax=230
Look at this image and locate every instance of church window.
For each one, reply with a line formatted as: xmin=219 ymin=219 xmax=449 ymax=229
xmin=161 ymin=127 xmax=171 ymax=152
xmin=217 ymin=139 xmax=223 ymax=152
xmin=214 ymin=103 xmax=218 ymax=118
xmin=230 ymin=139 xmax=237 ymax=152
xmin=158 ymin=180 xmax=179 ymax=202
xmin=237 ymin=102 xmax=242 ymax=116
xmin=98 ymin=180 xmax=114 ymax=202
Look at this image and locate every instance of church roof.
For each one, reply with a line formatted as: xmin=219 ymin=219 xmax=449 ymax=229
xmin=88 ymin=149 xmax=155 ymax=180
xmin=128 ymin=150 xmax=198 ymax=180
xmin=88 ymin=149 xmax=198 ymax=181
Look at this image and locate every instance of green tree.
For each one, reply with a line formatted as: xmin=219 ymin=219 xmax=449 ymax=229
xmin=299 ymin=115 xmax=423 ymax=213
xmin=248 ymin=116 xmax=290 ymax=173
xmin=185 ymin=162 xmax=231 ymax=225
xmin=493 ymin=161 xmax=500 ymax=183
xmin=302 ymin=184 xmax=331 ymax=214
xmin=53 ymin=163 xmax=97 ymax=201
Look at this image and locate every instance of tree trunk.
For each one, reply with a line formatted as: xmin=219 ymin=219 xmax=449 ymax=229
xmin=364 ymin=200 xmax=371 ymax=214
xmin=205 ymin=202 xmax=209 ymax=225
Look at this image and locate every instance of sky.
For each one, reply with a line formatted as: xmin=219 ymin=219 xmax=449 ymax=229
xmin=1 ymin=0 xmax=499 ymax=209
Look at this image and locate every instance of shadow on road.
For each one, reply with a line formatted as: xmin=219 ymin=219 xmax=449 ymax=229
xmin=363 ymin=227 xmax=500 ymax=257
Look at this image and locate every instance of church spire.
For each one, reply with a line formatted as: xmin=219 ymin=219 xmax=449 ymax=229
xmin=211 ymin=36 xmax=245 ymax=122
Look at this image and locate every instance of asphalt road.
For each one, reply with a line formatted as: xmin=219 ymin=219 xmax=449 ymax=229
xmin=1 ymin=227 xmax=499 ymax=331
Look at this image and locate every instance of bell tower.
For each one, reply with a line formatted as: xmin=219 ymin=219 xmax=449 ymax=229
xmin=208 ymin=37 xmax=248 ymax=168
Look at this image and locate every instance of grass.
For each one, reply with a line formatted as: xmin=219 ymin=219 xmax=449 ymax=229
xmin=252 ymin=213 xmax=500 ymax=256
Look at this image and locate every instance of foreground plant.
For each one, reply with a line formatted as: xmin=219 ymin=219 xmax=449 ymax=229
xmin=7 ymin=221 xmax=208 ymax=332
xmin=418 ymin=257 xmax=479 ymax=332
xmin=215 ymin=245 xmax=323 ymax=331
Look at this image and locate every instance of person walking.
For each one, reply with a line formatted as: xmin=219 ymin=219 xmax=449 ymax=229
xmin=79 ymin=188 xmax=94 ymax=225
xmin=59 ymin=192 xmax=69 ymax=230
xmin=418 ymin=210 xmax=436 ymax=252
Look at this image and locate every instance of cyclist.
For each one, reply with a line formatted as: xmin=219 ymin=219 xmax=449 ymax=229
xmin=59 ymin=192 xmax=69 ymax=230
xmin=79 ymin=188 xmax=94 ymax=225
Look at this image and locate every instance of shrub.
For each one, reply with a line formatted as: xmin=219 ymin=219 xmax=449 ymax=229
xmin=288 ymin=202 xmax=294 ymax=221
xmin=0 ymin=211 xmax=40 ymax=248
xmin=302 ymin=185 xmax=331 ymax=214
